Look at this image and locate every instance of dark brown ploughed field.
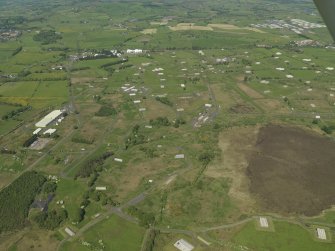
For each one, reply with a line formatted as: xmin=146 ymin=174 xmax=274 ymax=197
xmin=247 ymin=124 xmax=335 ymax=216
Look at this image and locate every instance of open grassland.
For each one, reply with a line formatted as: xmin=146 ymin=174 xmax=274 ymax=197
xmin=61 ymin=216 xmax=145 ymax=251
xmin=232 ymin=221 xmax=335 ymax=251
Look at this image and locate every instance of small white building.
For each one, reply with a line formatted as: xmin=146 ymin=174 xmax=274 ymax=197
xmin=259 ymin=217 xmax=269 ymax=228
xmin=126 ymin=49 xmax=143 ymax=54
xmin=43 ymin=128 xmax=57 ymax=135
xmin=174 ymin=239 xmax=194 ymax=251
xmin=35 ymin=110 xmax=63 ymax=128
xmin=316 ymin=228 xmax=327 ymax=240
xmin=95 ymin=187 xmax=107 ymax=191
xmin=175 ymin=154 xmax=185 ymax=159
xmin=65 ymin=227 xmax=75 ymax=237
xmin=114 ymin=158 xmax=123 ymax=163
xmin=33 ymin=128 xmax=42 ymax=135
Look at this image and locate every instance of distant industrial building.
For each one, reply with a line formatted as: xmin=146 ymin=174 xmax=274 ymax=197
xmin=174 ymin=239 xmax=194 ymax=251
xmin=35 ymin=110 xmax=63 ymax=128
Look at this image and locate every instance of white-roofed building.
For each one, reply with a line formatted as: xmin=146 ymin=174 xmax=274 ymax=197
xmin=33 ymin=128 xmax=42 ymax=135
xmin=316 ymin=228 xmax=327 ymax=240
xmin=43 ymin=128 xmax=57 ymax=135
xmin=259 ymin=217 xmax=269 ymax=228
xmin=65 ymin=227 xmax=75 ymax=237
xmin=35 ymin=110 xmax=63 ymax=128
xmin=174 ymin=239 xmax=194 ymax=251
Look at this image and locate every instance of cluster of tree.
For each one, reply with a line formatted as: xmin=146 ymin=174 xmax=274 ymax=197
xmin=100 ymin=59 xmax=128 ymax=69
xmin=0 ymin=171 xmax=46 ymax=233
xmin=149 ymin=117 xmax=171 ymax=127
xmin=198 ymin=151 xmax=215 ymax=165
xmin=75 ymin=152 xmax=113 ymax=178
xmin=33 ymin=30 xmax=62 ymax=45
xmin=41 ymin=181 xmax=57 ymax=194
xmin=18 ymin=70 xmax=32 ymax=78
xmin=119 ymin=64 xmax=133 ymax=70
xmin=321 ymin=125 xmax=335 ymax=135
xmin=95 ymin=105 xmax=117 ymax=117
xmin=142 ymin=229 xmax=160 ymax=251
xmin=12 ymin=46 xmax=22 ymax=56
xmin=174 ymin=118 xmax=186 ymax=128
xmin=0 ymin=16 xmax=26 ymax=29
xmin=71 ymin=135 xmax=94 ymax=145
xmin=140 ymin=147 xmax=157 ymax=158
xmin=0 ymin=148 xmax=16 ymax=155
xmin=2 ymin=105 xmax=31 ymax=120
xmin=33 ymin=209 xmax=68 ymax=230
xmin=155 ymin=96 xmax=173 ymax=107
xmin=23 ymin=134 xmax=38 ymax=147
xmin=127 ymin=206 xmax=155 ymax=228
xmin=125 ymin=125 xmax=147 ymax=150
xmin=70 ymin=66 xmax=90 ymax=72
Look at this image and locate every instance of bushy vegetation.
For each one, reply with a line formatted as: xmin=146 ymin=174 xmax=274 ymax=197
xmin=95 ymin=105 xmax=117 ymax=117
xmin=75 ymin=152 xmax=113 ymax=178
xmin=33 ymin=30 xmax=62 ymax=44
xmin=33 ymin=209 xmax=68 ymax=230
xmin=155 ymin=96 xmax=173 ymax=107
xmin=2 ymin=105 xmax=31 ymax=120
xmin=125 ymin=125 xmax=147 ymax=149
xmin=127 ymin=206 xmax=155 ymax=228
xmin=71 ymin=134 xmax=94 ymax=145
xmin=142 ymin=229 xmax=160 ymax=251
xmin=149 ymin=117 xmax=170 ymax=127
xmin=0 ymin=171 xmax=46 ymax=233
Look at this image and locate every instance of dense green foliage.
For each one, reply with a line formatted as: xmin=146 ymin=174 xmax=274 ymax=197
xmin=142 ymin=229 xmax=159 ymax=251
xmin=2 ymin=105 xmax=31 ymax=120
xmin=75 ymin=152 xmax=113 ymax=178
xmin=155 ymin=96 xmax=173 ymax=107
xmin=95 ymin=105 xmax=117 ymax=117
xmin=128 ymin=206 xmax=155 ymax=228
xmin=0 ymin=171 xmax=46 ymax=232
xmin=33 ymin=209 xmax=68 ymax=230
xmin=33 ymin=30 xmax=62 ymax=45
xmin=125 ymin=124 xmax=147 ymax=149
xmin=149 ymin=117 xmax=171 ymax=127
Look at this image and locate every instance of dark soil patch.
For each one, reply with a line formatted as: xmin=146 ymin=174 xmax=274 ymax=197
xmin=247 ymin=124 xmax=335 ymax=216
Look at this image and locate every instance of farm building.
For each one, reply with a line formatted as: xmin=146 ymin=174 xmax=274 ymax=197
xmin=33 ymin=128 xmax=42 ymax=135
xmin=65 ymin=227 xmax=75 ymax=237
xmin=174 ymin=239 xmax=194 ymax=251
xmin=259 ymin=217 xmax=269 ymax=228
xmin=95 ymin=187 xmax=107 ymax=191
xmin=316 ymin=228 xmax=327 ymax=240
xmin=35 ymin=110 xmax=63 ymax=128
xmin=43 ymin=129 xmax=57 ymax=135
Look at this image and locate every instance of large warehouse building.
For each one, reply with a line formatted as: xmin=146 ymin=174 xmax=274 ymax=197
xmin=35 ymin=110 xmax=63 ymax=128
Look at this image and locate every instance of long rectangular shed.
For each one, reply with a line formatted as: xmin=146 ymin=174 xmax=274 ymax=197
xmin=35 ymin=110 xmax=63 ymax=128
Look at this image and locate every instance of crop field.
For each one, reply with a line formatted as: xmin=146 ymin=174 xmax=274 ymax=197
xmin=0 ymin=0 xmax=334 ymax=250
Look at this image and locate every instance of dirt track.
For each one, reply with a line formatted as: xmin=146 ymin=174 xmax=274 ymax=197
xmin=247 ymin=124 xmax=335 ymax=216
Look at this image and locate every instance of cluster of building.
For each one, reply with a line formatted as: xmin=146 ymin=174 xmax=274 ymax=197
xmin=293 ymin=39 xmax=321 ymax=47
xmin=33 ymin=109 xmax=65 ymax=136
xmin=251 ymin=19 xmax=325 ymax=35
xmin=70 ymin=49 xmax=122 ymax=61
xmin=126 ymin=49 xmax=144 ymax=54
xmin=0 ymin=30 xmax=21 ymax=41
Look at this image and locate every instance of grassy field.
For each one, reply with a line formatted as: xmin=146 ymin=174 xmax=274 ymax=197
xmin=232 ymin=221 xmax=335 ymax=251
xmin=61 ymin=215 xmax=145 ymax=251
